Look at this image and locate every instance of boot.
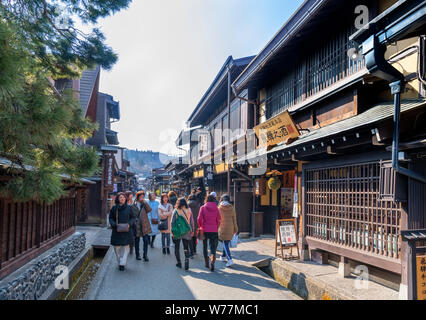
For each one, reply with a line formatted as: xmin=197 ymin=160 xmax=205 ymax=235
xmin=176 ymin=261 xmax=182 ymax=268
xmin=143 ymin=254 xmax=149 ymax=262
xmin=185 ymin=258 xmax=189 ymax=270
xmin=136 ymin=254 xmax=141 ymax=261
xmin=210 ymin=254 xmax=216 ymax=272
xmin=167 ymin=248 xmax=170 ymax=255
xmin=163 ymin=248 xmax=166 ymax=255
xmin=204 ymin=257 xmax=210 ymax=269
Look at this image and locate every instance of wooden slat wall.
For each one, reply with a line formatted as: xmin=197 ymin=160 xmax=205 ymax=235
xmin=0 ymin=192 xmax=79 ymax=278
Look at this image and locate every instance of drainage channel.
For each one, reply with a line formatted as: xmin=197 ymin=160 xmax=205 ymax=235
xmin=59 ymin=247 xmax=108 ymax=300
xmin=254 ymin=258 xmax=305 ymax=300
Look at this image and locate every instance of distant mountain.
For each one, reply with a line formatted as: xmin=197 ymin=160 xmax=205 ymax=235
xmin=124 ymin=149 xmax=175 ymax=177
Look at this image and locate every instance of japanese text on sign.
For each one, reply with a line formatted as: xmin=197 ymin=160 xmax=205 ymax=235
xmin=417 ymin=255 xmax=426 ymax=300
xmin=254 ymin=111 xmax=299 ymax=148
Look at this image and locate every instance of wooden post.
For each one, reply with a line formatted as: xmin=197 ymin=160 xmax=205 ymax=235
xmin=408 ymin=241 xmax=417 ymax=300
xmin=400 ymin=203 xmax=409 ymax=298
xmin=35 ymin=202 xmax=41 ymax=248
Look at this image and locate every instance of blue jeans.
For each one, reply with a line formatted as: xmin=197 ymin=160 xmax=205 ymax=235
xmin=222 ymin=240 xmax=232 ymax=260
xmin=162 ymin=233 xmax=171 ymax=248
xmin=135 ymin=235 xmax=149 ymax=256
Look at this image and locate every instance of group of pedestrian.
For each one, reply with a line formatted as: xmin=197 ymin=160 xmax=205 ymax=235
xmin=109 ymin=188 xmax=238 ymax=273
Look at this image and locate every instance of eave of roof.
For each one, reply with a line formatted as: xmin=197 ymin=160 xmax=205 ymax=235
xmin=187 ymin=55 xmax=255 ymax=125
xmin=80 ymin=66 xmax=101 ymax=115
xmin=0 ymin=158 xmax=96 ymax=185
xmin=241 ymin=99 xmax=426 ymax=162
xmin=233 ymin=0 xmax=327 ymax=91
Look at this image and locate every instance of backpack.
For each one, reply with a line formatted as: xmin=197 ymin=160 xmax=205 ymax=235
xmin=171 ymin=209 xmax=191 ymax=239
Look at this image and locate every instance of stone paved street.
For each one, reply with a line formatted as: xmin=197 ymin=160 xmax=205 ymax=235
xmin=89 ymin=234 xmax=300 ymax=300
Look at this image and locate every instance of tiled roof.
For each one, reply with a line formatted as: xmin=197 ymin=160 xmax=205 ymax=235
xmin=79 ymin=66 xmax=100 ymax=115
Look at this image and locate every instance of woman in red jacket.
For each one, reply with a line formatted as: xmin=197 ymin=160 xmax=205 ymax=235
xmin=197 ymin=194 xmax=221 ymax=271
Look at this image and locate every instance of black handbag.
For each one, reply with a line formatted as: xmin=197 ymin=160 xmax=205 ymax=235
xmin=158 ymin=218 xmax=168 ymax=231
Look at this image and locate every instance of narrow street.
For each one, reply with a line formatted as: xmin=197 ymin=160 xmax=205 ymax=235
xmin=89 ymin=235 xmax=299 ymax=300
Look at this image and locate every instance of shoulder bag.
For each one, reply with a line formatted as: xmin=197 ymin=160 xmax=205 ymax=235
xmin=116 ymin=206 xmax=130 ymax=233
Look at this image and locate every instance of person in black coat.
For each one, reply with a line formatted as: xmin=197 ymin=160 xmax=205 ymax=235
xmin=109 ymin=192 xmax=136 ymax=271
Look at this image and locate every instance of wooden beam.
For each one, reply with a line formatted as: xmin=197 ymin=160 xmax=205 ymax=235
xmin=306 ymin=236 xmax=402 ymax=274
xmin=327 ymin=145 xmax=340 ymax=155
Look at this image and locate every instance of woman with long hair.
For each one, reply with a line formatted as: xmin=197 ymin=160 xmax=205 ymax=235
xmin=158 ymin=193 xmax=173 ymax=255
xmin=171 ymin=198 xmax=194 ymax=270
xmin=218 ymin=194 xmax=238 ymax=267
xmin=198 ymin=194 xmax=221 ymax=271
xmin=109 ymin=192 xmax=135 ymax=271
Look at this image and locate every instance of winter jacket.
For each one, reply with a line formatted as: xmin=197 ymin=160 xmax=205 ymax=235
xmin=187 ymin=194 xmax=201 ymax=231
xmin=218 ymin=203 xmax=238 ymax=241
xmin=148 ymin=200 xmax=160 ymax=235
xmin=109 ymin=204 xmax=136 ymax=246
xmin=131 ymin=201 xmax=152 ymax=237
xmin=197 ymin=202 xmax=221 ymax=233
xmin=158 ymin=203 xmax=173 ymax=234
xmin=171 ymin=208 xmax=194 ymax=240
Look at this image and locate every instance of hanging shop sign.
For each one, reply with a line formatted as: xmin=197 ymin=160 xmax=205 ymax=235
xmin=275 ymin=219 xmax=300 ymax=260
xmin=204 ymin=165 xmax=214 ymax=187
xmin=254 ymin=111 xmax=300 ymax=148
xmin=417 ymin=255 xmax=426 ymax=300
xmin=103 ymin=152 xmax=115 ymax=190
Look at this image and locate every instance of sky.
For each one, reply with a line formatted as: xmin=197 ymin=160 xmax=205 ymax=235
xmin=96 ymin=0 xmax=304 ymax=155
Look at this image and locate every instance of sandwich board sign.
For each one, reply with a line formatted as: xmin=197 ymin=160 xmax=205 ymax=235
xmin=275 ymin=219 xmax=300 ymax=260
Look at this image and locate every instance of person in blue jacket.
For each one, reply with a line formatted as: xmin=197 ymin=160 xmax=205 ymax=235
xmin=148 ymin=192 xmax=160 ymax=248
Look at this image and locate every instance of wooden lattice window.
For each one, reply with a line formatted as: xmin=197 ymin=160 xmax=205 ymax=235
xmin=305 ymin=161 xmax=402 ymax=260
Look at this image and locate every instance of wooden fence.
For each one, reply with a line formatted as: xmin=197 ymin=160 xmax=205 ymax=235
xmin=0 ymin=193 xmax=79 ymax=279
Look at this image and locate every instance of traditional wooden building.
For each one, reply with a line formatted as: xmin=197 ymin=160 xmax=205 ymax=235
xmin=175 ymin=55 xmax=256 ymax=233
xmin=232 ymin=0 xmax=426 ymax=296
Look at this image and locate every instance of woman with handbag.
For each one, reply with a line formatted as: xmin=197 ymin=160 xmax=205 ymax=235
xmin=171 ymin=198 xmax=194 ymax=270
xmin=132 ymin=191 xmax=152 ymax=261
xmin=158 ymin=193 xmax=173 ymax=255
xmin=198 ymin=194 xmax=221 ymax=272
xmin=218 ymin=194 xmax=238 ymax=267
xmin=148 ymin=192 xmax=160 ymax=248
xmin=109 ymin=192 xmax=136 ymax=271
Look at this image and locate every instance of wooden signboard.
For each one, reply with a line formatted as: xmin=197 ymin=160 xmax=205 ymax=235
xmin=275 ymin=219 xmax=300 ymax=260
xmin=417 ymin=255 xmax=426 ymax=300
xmin=254 ymin=111 xmax=299 ymax=148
